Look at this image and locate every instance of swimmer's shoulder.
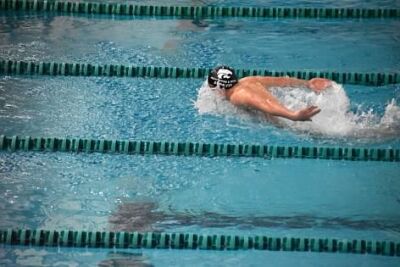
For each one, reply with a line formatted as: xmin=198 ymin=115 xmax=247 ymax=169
xmin=238 ymin=76 xmax=259 ymax=84
xmin=236 ymin=76 xmax=266 ymax=92
xmin=227 ymin=82 xmax=255 ymax=104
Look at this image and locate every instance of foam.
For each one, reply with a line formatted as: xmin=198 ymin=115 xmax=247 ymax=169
xmin=194 ymin=81 xmax=400 ymax=141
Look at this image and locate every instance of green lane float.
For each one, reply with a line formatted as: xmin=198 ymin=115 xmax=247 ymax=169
xmin=0 ymin=135 xmax=399 ymax=162
xmin=0 ymin=229 xmax=399 ymax=256
xmin=0 ymin=0 xmax=399 ymax=19
xmin=1 ymin=60 xmax=399 ymax=86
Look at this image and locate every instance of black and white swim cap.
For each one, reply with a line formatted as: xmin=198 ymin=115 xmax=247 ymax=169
xmin=208 ymin=65 xmax=238 ymax=90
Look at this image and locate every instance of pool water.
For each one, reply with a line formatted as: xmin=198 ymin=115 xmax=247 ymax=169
xmin=1 ymin=1 xmax=400 ymax=266
xmin=1 ymin=76 xmax=399 ymax=147
xmin=1 ymin=13 xmax=399 ymax=72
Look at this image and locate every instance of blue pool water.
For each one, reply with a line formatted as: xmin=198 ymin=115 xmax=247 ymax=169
xmin=1 ymin=13 xmax=400 ymax=72
xmin=1 ymin=76 xmax=399 ymax=147
xmin=1 ymin=2 xmax=400 ymax=267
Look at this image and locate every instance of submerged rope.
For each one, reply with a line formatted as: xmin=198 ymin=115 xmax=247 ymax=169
xmin=0 ymin=0 xmax=399 ymax=19
xmin=1 ymin=135 xmax=398 ymax=162
xmin=1 ymin=60 xmax=399 ymax=86
xmin=1 ymin=229 xmax=399 ymax=256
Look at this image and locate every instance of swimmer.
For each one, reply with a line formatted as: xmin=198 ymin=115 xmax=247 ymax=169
xmin=208 ymin=65 xmax=332 ymax=121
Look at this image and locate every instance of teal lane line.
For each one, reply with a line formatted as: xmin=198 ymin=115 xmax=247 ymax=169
xmin=1 ymin=229 xmax=399 ymax=256
xmin=0 ymin=0 xmax=399 ymax=19
xmin=1 ymin=60 xmax=399 ymax=86
xmin=1 ymin=135 xmax=399 ymax=162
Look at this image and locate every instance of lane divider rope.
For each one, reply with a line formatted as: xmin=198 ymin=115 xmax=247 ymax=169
xmin=1 ymin=135 xmax=399 ymax=162
xmin=0 ymin=0 xmax=399 ymax=19
xmin=1 ymin=229 xmax=399 ymax=256
xmin=1 ymin=60 xmax=399 ymax=86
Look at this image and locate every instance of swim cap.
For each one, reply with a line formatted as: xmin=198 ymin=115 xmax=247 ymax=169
xmin=208 ymin=65 xmax=238 ymax=90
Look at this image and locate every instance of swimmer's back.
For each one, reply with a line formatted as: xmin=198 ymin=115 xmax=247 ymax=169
xmin=226 ymin=77 xmax=279 ymax=106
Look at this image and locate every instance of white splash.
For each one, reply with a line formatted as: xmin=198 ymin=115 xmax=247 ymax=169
xmin=194 ymin=81 xmax=400 ymax=140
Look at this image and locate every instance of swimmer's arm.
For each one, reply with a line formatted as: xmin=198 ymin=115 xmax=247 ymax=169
xmin=230 ymin=93 xmax=320 ymax=121
xmin=253 ymin=76 xmax=309 ymax=88
xmin=245 ymin=76 xmax=331 ymax=93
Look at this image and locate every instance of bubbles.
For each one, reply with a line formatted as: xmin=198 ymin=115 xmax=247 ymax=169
xmin=194 ymin=81 xmax=400 ymax=142
xmin=194 ymin=81 xmax=258 ymax=121
xmin=0 ymin=41 xmax=48 ymax=62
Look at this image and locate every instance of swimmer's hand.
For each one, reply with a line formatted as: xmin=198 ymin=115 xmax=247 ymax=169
xmin=292 ymin=106 xmax=321 ymax=121
xmin=307 ymin=78 xmax=332 ymax=93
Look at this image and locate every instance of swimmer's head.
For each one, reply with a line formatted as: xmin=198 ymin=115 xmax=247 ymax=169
xmin=208 ymin=65 xmax=238 ymax=90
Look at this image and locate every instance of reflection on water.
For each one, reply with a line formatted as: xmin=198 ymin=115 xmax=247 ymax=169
xmin=0 ymin=248 xmax=154 ymax=267
xmin=1 ymin=12 xmax=399 ymax=71
xmin=110 ymin=201 xmax=400 ymax=232
xmin=2 ymin=152 xmax=400 ymax=233
xmin=98 ymin=252 xmax=153 ymax=267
